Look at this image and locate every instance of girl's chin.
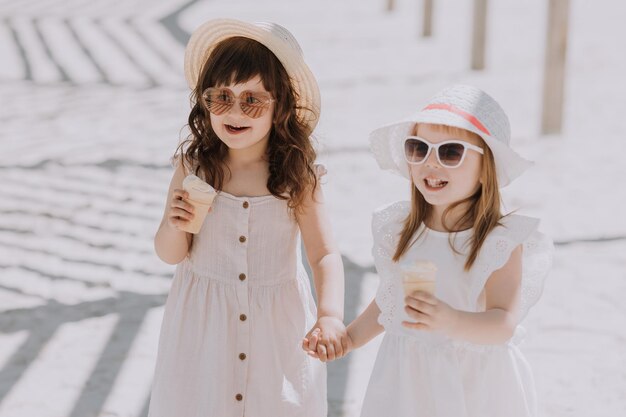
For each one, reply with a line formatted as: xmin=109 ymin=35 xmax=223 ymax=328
xmin=416 ymin=188 xmax=451 ymax=207
xmin=220 ymin=136 xmax=269 ymax=152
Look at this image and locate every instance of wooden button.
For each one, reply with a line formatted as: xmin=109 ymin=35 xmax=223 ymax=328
xmin=235 ymin=393 xmax=243 ymax=401
xmin=243 ymin=201 xmax=249 ymax=209
xmin=240 ymin=314 xmax=247 ymax=321
xmin=239 ymin=353 xmax=247 ymax=360
xmin=239 ymin=236 xmax=246 ymax=243
xmin=239 ymin=273 xmax=246 ymax=281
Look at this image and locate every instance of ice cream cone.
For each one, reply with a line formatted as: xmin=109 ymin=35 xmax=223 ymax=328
xmin=180 ymin=174 xmax=217 ymax=234
xmin=402 ymin=260 xmax=437 ymax=296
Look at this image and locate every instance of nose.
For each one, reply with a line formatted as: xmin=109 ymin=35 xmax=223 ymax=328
xmin=226 ymin=98 xmax=246 ymax=117
xmin=424 ymin=148 xmax=441 ymax=168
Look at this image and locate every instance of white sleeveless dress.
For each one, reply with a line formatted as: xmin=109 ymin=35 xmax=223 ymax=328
xmin=361 ymin=201 xmax=553 ymax=417
xmin=148 ymin=186 xmax=327 ymax=417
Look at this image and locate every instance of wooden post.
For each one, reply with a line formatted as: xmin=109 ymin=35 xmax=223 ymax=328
xmin=387 ymin=0 xmax=394 ymax=12
xmin=471 ymin=0 xmax=488 ymax=70
xmin=423 ymin=0 xmax=433 ymax=37
xmin=541 ymin=0 xmax=570 ymax=134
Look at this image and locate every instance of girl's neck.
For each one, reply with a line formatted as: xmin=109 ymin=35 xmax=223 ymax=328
xmin=222 ymin=145 xmax=271 ymax=197
xmin=227 ymin=143 xmax=268 ymax=169
xmin=427 ymin=202 xmax=472 ymax=232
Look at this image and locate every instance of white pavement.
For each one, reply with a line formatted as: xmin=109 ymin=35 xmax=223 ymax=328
xmin=1 ymin=1 xmax=625 ymax=416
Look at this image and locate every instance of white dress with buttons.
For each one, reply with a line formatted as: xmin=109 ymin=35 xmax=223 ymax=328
xmin=360 ymin=201 xmax=553 ymax=417
xmin=148 ymin=186 xmax=326 ymax=417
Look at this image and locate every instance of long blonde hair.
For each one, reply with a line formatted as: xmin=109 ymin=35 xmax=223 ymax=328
xmin=392 ymin=124 xmax=503 ymax=270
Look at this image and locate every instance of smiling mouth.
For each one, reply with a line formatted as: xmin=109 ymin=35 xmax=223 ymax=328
xmin=225 ymin=124 xmax=250 ymax=133
xmin=424 ymin=178 xmax=448 ymax=190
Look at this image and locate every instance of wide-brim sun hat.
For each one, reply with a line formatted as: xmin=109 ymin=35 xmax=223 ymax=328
xmin=369 ymin=84 xmax=533 ymax=187
xmin=184 ymin=18 xmax=321 ymax=131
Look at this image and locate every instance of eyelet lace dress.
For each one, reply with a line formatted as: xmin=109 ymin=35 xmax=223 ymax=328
xmin=362 ymin=201 xmax=553 ymax=417
xmin=148 ymin=163 xmax=326 ymax=417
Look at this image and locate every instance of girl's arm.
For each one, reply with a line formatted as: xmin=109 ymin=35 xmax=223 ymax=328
xmin=403 ymin=245 xmax=523 ymax=345
xmin=297 ymin=183 xmax=346 ymax=360
xmin=154 ymin=163 xmax=194 ymax=264
xmin=297 ymin=183 xmax=344 ymax=320
xmin=346 ymin=299 xmax=385 ymax=350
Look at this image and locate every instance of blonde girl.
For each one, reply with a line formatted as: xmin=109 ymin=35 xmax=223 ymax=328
xmin=305 ymin=85 xmax=553 ymax=417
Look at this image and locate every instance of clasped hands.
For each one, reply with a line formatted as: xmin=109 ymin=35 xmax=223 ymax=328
xmin=301 ymin=316 xmax=351 ymax=362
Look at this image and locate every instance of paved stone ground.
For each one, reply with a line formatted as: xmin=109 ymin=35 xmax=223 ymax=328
xmin=0 ymin=1 xmax=383 ymax=415
xmin=1 ymin=1 xmax=625 ymax=416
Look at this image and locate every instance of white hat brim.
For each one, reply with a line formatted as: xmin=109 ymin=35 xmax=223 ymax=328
xmin=184 ymin=19 xmax=321 ymax=130
xmin=369 ymin=110 xmax=533 ymax=187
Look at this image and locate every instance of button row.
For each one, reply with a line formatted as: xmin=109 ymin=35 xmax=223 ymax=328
xmin=236 ymin=202 xmax=248 ymax=408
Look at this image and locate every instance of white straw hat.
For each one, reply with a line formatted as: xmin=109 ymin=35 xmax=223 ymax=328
xmin=184 ymin=18 xmax=321 ymax=131
xmin=369 ymin=84 xmax=532 ymax=187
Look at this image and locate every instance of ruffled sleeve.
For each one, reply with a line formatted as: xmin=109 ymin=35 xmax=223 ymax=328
xmin=470 ymin=214 xmax=554 ymax=321
xmin=313 ymin=163 xmax=327 ymax=178
xmin=170 ymin=154 xmax=186 ymax=171
xmin=371 ymin=201 xmax=410 ymax=328
xmin=170 ymin=154 xmax=198 ymax=176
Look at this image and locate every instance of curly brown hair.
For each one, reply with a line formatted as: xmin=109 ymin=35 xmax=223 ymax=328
xmin=174 ymin=36 xmax=319 ymax=212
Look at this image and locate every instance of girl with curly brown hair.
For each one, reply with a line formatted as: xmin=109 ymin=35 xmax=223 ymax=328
xmin=149 ymin=19 xmax=347 ymax=417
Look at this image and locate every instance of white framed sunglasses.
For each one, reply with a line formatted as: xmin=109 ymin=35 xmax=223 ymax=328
xmin=404 ymin=136 xmax=484 ymax=168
